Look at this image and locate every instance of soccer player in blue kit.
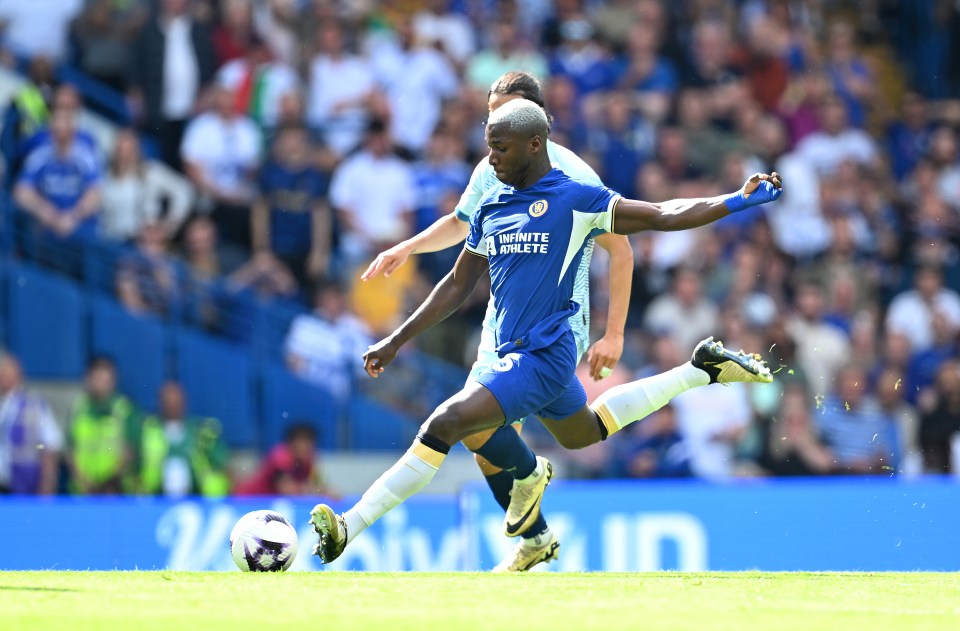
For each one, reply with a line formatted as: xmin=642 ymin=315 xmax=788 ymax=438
xmin=310 ymin=99 xmax=782 ymax=567
xmin=363 ymin=71 xmax=633 ymax=572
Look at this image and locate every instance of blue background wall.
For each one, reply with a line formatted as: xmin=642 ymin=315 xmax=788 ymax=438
xmin=3 ymin=478 xmax=958 ymax=572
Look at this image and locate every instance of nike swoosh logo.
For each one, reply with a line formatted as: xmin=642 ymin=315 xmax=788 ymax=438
xmin=505 ymin=491 xmax=543 ymax=536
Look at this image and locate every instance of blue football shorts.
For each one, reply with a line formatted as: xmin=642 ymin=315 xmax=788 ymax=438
xmin=470 ymin=331 xmax=587 ymax=423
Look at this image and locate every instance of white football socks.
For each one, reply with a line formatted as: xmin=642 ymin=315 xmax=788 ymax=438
xmin=592 ymin=362 xmax=709 ymax=437
xmin=342 ymin=443 xmax=446 ymax=544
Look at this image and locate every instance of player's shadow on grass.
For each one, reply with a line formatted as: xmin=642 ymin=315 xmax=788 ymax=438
xmin=0 ymin=585 xmax=78 ymax=592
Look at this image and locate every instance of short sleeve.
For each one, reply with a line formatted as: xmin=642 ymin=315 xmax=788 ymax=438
xmin=464 ymin=205 xmax=487 ymax=256
xmin=17 ymin=149 xmax=43 ymax=187
xmin=580 ymin=184 xmax=621 ymax=234
xmin=454 ymin=159 xmax=492 ymax=222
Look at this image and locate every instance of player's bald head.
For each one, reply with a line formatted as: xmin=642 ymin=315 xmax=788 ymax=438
xmin=487 ymin=98 xmax=549 ymax=140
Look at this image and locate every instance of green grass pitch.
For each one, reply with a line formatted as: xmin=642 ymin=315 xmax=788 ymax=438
xmin=1 ymin=572 xmax=958 ymax=631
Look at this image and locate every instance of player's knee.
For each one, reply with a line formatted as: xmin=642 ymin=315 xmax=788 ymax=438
xmin=422 ymin=404 xmax=469 ymax=444
xmin=461 ymin=432 xmax=487 ymax=452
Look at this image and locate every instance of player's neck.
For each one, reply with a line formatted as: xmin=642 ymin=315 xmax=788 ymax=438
xmin=512 ymin=158 xmax=552 ymax=190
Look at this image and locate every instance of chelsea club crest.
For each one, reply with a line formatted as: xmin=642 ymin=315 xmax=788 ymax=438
xmin=528 ymin=200 xmax=548 ymax=217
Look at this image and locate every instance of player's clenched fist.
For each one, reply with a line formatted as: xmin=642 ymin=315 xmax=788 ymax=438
xmin=724 ymin=172 xmax=783 ymax=212
xmin=362 ymin=338 xmax=401 ymax=378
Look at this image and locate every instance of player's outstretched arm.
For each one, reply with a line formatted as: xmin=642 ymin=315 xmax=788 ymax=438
xmin=363 ymin=249 xmax=488 ymax=377
xmin=613 ymin=173 xmax=783 ymax=234
xmin=361 ymin=212 xmax=471 ymax=280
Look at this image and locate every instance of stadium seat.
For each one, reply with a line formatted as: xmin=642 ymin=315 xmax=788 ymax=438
xmin=174 ymin=329 xmax=256 ymax=449
xmin=6 ymin=264 xmax=86 ymax=378
xmin=347 ymin=397 xmax=419 ymax=451
xmin=90 ymin=295 xmax=167 ymax=413
xmin=259 ymin=361 xmax=339 ymax=451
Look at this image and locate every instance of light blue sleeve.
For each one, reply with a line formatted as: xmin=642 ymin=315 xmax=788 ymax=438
xmin=454 ymin=158 xmax=496 ymax=223
xmin=464 ymin=198 xmax=488 ymax=256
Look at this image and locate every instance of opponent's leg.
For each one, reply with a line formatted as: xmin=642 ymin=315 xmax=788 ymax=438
xmin=464 ymin=424 xmax=559 ymax=571
xmin=310 ymin=381 xmax=506 ymax=563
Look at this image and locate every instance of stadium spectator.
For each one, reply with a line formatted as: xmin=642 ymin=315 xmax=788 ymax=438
xmin=252 ymin=124 xmax=331 ymax=287
xmin=225 ymin=250 xmax=298 ymax=300
xmin=305 ymin=19 xmax=376 ymax=158
xmin=0 ymin=353 xmax=63 ymax=495
xmin=181 ymin=84 xmax=262 ymax=249
xmin=787 ymin=281 xmax=851 ymax=394
xmin=116 ymin=222 xmax=179 ymax=316
xmin=644 ymin=267 xmax=720 ymax=353
xmin=875 ymin=367 xmax=921 ymax=476
xmin=412 ymin=0 xmax=476 ymax=67
xmin=329 ymin=118 xmax=415 ymax=272
xmin=919 ymin=360 xmax=960 ymax=473
xmin=757 ymin=383 xmax=834 ymax=477
xmin=70 ymin=0 xmax=147 ymax=93
xmin=371 ymin=16 xmax=460 ymax=157
xmin=549 ymin=18 xmax=617 ymax=98
xmin=672 ymin=377 xmax=753 ymax=480
xmin=608 ymin=405 xmax=691 ymax=479
xmin=214 ymin=36 xmax=299 ymax=132
xmin=815 ymin=364 xmax=899 ymax=475
xmin=67 ymin=357 xmax=139 ymax=494
xmin=235 ymin=423 xmax=337 ymax=497
xmin=613 ymin=20 xmax=678 ymax=124
xmin=14 ymin=109 xmax=102 ymax=270
xmin=138 ymin=381 xmax=229 ymax=497
xmin=794 ymin=94 xmax=880 ymax=175
xmin=584 ymin=90 xmax=656 ymax=199
xmin=886 ymin=92 xmax=933 ymax=181
xmin=101 ymin=129 xmax=194 ymax=242
xmin=886 ymin=265 xmax=960 ymax=353
xmin=465 ymin=20 xmax=548 ymax=92
xmin=212 ymin=0 xmax=256 ymax=67
xmin=908 ymin=311 xmax=959 ymax=405
xmin=0 ymin=0 xmax=83 ymax=60
xmin=128 ymin=0 xmax=217 ymax=170
xmin=823 ymin=21 xmax=875 ymax=129
xmin=0 ymin=56 xmax=56 ymax=190
xmin=284 ymin=281 xmax=371 ymax=402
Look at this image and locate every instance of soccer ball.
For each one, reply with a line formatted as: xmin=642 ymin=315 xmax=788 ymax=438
xmin=230 ymin=510 xmax=299 ymax=572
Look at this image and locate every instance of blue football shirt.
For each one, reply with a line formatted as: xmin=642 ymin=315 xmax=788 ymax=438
xmin=258 ymin=161 xmax=329 ymax=255
xmin=465 ymin=169 xmax=619 ymax=355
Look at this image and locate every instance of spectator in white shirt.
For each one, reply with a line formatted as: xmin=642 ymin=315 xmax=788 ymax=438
xmin=887 ymin=265 xmax=960 ymax=353
xmin=181 ymin=85 xmax=261 ymax=249
xmin=0 ymin=0 xmax=83 ymax=60
xmin=306 ymin=20 xmax=376 ymax=157
xmin=101 ymin=129 xmax=194 ymax=242
xmin=644 ymin=266 xmax=720 ymax=352
xmin=371 ymin=17 xmax=460 ymax=156
xmin=794 ymin=94 xmax=879 ymax=175
xmin=329 ymin=119 xmax=415 ymax=271
xmin=412 ymin=0 xmax=476 ymax=67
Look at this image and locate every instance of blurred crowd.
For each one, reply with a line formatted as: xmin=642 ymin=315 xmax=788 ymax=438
xmin=1 ymin=0 xmax=960 ymax=491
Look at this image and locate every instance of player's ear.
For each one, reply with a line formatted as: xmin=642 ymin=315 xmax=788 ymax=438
xmin=530 ymin=134 xmax=542 ymax=153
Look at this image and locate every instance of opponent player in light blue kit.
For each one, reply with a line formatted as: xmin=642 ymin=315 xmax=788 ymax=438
xmin=362 ymin=72 xmax=633 ymax=571
xmin=311 ymin=99 xmax=782 ymax=567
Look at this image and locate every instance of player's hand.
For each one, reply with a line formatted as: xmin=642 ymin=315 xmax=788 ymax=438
xmin=361 ymin=243 xmax=412 ymax=281
xmin=362 ymin=338 xmax=400 ymax=378
xmin=586 ymin=333 xmax=623 ymax=381
xmin=725 ymin=172 xmax=783 ymax=212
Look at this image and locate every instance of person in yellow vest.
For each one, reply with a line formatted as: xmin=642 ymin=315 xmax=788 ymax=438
xmin=139 ymin=381 xmax=229 ymax=497
xmin=67 ymin=356 xmax=140 ymax=494
xmin=0 ymin=55 xmax=55 ymax=189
